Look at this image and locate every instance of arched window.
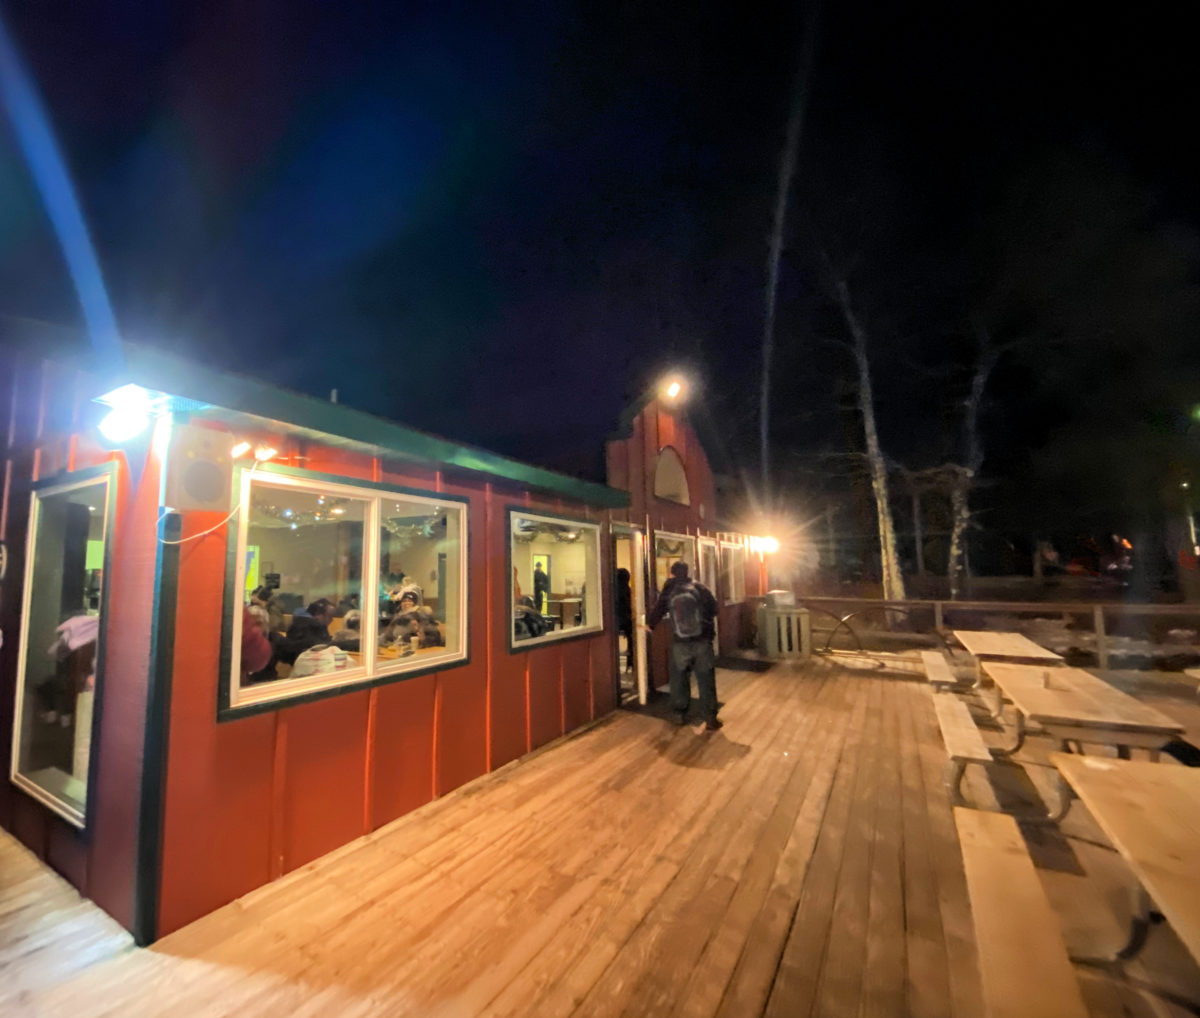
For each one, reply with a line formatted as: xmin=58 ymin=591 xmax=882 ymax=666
xmin=653 ymin=447 xmax=690 ymax=505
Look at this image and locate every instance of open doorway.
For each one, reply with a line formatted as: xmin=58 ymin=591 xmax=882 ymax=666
xmin=611 ymin=526 xmax=648 ymax=705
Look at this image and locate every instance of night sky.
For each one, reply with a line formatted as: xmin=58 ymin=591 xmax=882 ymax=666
xmin=2 ymin=2 xmax=1199 ymax=551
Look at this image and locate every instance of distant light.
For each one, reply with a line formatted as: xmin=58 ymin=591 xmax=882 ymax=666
xmin=289 ymin=522 xmax=298 ymax=531
xmin=331 ymin=507 xmax=345 ymax=516
xmin=254 ymin=445 xmax=278 ymax=462
xmin=667 ymin=381 xmax=681 ymax=399
xmin=1120 ymin=538 xmax=1132 ymax=550
xmin=87 ymin=506 xmax=96 ymax=512
xmin=1183 ymin=482 xmax=1191 ymax=490
xmin=761 ymin=536 xmax=780 ymax=555
xmin=230 ymin=441 xmax=252 ymax=459
xmin=283 ymin=509 xmax=293 ymax=518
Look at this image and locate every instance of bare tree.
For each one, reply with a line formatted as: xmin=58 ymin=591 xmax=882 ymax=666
xmin=827 ymin=266 xmax=907 ymax=601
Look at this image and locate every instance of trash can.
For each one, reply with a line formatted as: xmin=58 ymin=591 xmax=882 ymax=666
xmin=757 ymin=592 xmax=811 ymax=660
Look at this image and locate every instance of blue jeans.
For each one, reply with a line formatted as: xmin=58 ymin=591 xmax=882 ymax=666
xmin=669 ymin=639 xmax=717 ymax=720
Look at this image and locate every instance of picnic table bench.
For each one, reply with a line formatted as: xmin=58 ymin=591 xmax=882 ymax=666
xmin=933 ymin=692 xmax=992 ymax=807
xmin=954 ymin=807 xmax=1089 ymax=1018
xmin=920 ymin=649 xmax=958 ymax=692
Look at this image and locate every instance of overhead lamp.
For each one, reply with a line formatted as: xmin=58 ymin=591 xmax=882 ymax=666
xmin=660 ymin=375 xmax=687 ymax=403
xmin=95 ymin=383 xmax=162 ymax=444
xmin=230 ymin=441 xmax=252 ymax=459
xmin=760 ymin=536 xmax=780 ymax=555
xmin=254 ymin=445 xmax=278 ymax=462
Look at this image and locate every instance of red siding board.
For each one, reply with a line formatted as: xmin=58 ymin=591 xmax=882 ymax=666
xmin=369 ymin=675 xmax=437 ymax=829
xmin=527 ymin=646 xmax=563 ymax=751
xmin=561 ymin=641 xmax=591 ymax=733
xmin=281 ymin=691 xmax=370 ymax=873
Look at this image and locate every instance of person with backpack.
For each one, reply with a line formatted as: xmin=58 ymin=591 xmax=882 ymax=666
xmin=646 ymin=561 xmax=721 ymax=730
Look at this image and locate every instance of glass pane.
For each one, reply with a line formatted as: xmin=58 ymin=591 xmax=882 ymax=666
xmin=14 ymin=479 xmax=109 ymax=823
xmin=654 ymin=534 xmax=696 ymax=591
xmin=376 ymin=497 xmax=464 ymax=667
xmin=700 ymin=543 xmax=719 ymax=591
xmin=511 ymin=515 xmax=600 ymax=643
xmin=242 ymin=482 xmax=366 ymax=685
xmin=720 ymin=545 xmax=745 ymax=603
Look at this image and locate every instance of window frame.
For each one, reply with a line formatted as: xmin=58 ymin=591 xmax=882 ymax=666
xmin=9 ymin=464 xmax=117 ymax=829
xmin=698 ymin=537 xmax=720 ymax=592
xmin=720 ymin=540 xmax=746 ymax=605
xmin=506 ymin=507 xmax=604 ymax=652
xmin=221 ymin=464 xmax=470 ymax=718
xmin=652 ymin=529 xmax=698 ymax=593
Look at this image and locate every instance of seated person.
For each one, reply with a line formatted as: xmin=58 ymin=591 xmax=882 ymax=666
xmin=514 ymin=596 xmax=550 ymax=641
xmin=250 ymin=586 xmax=285 ymax=633
xmin=332 ymin=609 xmax=362 ymax=652
xmin=241 ymin=606 xmax=274 ymax=682
xmin=380 ymin=591 xmax=444 ymax=651
xmin=277 ymin=598 xmax=335 ymax=664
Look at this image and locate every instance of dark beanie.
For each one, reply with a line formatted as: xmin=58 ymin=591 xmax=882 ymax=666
xmin=670 ymin=561 xmax=689 ymax=579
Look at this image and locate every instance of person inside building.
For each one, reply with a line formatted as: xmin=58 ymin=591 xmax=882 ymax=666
xmin=615 ymin=567 xmax=633 ymax=671
xmin=533 ymin=561 xmax=550 ymax=613
xmin=646 ymin=561 xmax=720 ymax=730
xmin=278 ymin=598 xmax=335 ymax=664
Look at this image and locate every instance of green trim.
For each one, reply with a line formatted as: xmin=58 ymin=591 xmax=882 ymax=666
xmin=134 ymin=511 xmax=181 ymax=945
xmin=505 ymin=506 xmax=606 ymax=655
xmin=113 ymin=345 xmax=628 ymax=508
xmin=27 ymin=461 xmax=115 ymax=492
xmin=218 ymin=463 xmax=473 ymax=720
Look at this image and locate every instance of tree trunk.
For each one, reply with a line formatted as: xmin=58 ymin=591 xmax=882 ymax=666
xmin=912 ymin=490 xmax=925 ymax=576
xmin=833 ymin=276 xmax=906 ymax=601
xmin=946 ymin=340 xmax=1000 ymax=599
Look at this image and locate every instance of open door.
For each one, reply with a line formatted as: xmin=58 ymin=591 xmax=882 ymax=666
xmin=612 ymin=525 xmax=649 ymax=706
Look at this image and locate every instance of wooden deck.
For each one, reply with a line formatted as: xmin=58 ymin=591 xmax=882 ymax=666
xmin=5 ymin=658 xmax=1200 ymax=1017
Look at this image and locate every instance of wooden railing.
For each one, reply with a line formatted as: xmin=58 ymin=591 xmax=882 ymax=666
xmin=790 ymin=595 xmax=1200 ymax=670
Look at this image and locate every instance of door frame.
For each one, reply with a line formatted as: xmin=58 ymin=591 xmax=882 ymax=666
xmin=611 ymin=523 xmax=649 ymax=705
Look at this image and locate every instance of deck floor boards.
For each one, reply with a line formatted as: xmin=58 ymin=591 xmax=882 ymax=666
xmin=5 ymin=659 xmax=1200 ymax=1016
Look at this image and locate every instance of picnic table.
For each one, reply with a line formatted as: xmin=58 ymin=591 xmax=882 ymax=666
xmin=1050 ymin=752 xmax=1200 ymax=966
xmin=952 ymin=630 xmax=1062 ymax=684
xmin=981 ymin=662 xmax=1184 ymax=761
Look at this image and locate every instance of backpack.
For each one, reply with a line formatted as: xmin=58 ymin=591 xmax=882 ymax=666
xmin=668 ymin=581 xmax=704 ymax=640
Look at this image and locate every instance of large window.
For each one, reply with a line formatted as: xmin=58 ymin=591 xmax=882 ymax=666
xmin=229 ymin=470 xmax=467 ymax=710
xmin=720 ymin=541 xmax=746 ymax=604
xmin=699 ymin=538 xmax=719 ymax=592
xmin=11 ymin=472 xmax=112 ymax=827
xmin=654 ymin=531 xmax=697 ymax=592
xmin=510 ymin=511 xmax=602 ymax=647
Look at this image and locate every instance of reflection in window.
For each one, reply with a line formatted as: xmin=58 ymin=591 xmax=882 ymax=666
xmin=511 ymin=513 xmax=602 ymax=644
xmin=12 ymin=476 xmax=110 ymax=826
xmin=653 ymin=448 xmax=690 ymax=505
xmin=700 ymin=541 xmax=720 ymax=592
xmin=232 ymin=473 xmax=468 ymax=708
xmin=720 ymin=542 xmax=746 ymax=604
xmin=376 ymin=498 xmax=462 ymax=670
xmin=654 ymin=532 xmax=697 ymax=592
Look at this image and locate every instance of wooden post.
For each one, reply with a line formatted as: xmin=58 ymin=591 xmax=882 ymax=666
xmin=934 ymin=600 xmax=944 ymax=632
xmin=1094 ymin=605 xmax=1109 ymax=672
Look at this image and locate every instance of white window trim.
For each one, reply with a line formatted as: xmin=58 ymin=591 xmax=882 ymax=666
xmin=10 ymin=473 xmax=112 ymax=828
xmin=229 ymin=470 xmax=469 ymax=709
xmin=510 ymin=510 xmax=604 ymax=649
xmin=653 ymin=530 xmax=697 ymax=592
xmin=720 ymin=540 xmax=747 ymax=605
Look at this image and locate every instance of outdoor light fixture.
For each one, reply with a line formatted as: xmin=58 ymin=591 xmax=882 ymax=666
xmin=254 ymin=445 xmax=278 ymax=462
xmin=760 ymin=536 xmax=780 ymax=555
xmin=95 ymin=383 xmax=162 ymax=443
xmin=230 ymin=441 xmax=252 ymax=459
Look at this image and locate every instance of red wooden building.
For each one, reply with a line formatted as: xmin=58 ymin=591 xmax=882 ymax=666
xmin=0 ymin=340 xmax=762 ymax=943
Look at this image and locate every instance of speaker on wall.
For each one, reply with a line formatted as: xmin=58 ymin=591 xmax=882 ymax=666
xmin=165 ymin=423 xmax=235 ymax=512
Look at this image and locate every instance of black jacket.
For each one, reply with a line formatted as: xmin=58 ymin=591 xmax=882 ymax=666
xmin=278 ymin=615 xmax=332 ymax=664
xmin=647 ymin=577 xmax=718 ymax=641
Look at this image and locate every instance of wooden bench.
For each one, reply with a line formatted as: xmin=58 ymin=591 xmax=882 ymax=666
xmin=933 ymin=692 xmax=992 ymax=807
xmin=920 ymin=649 xmax=958 ymax=692
xmin=953 ymin=808 xmax=1089 ymax=1018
